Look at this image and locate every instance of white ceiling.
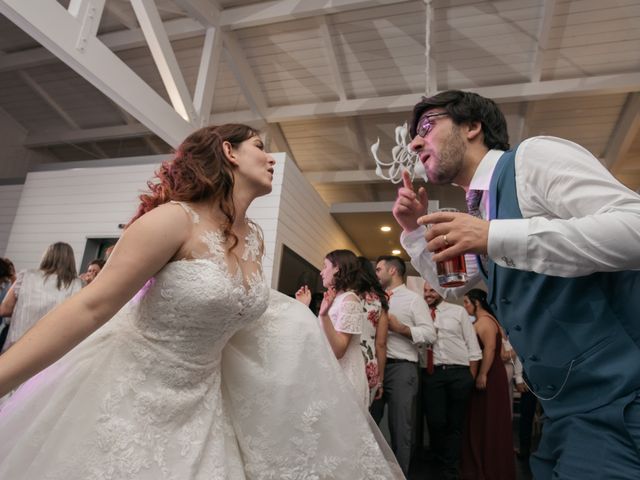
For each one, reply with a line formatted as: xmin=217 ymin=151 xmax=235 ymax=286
xmin=0 ymin=0 xmax=639 ymax=259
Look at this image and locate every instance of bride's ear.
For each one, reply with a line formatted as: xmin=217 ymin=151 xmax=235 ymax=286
xmin=222 ymin=140 xmax=239 ymax=166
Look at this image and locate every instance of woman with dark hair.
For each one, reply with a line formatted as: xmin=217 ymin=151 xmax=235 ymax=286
xmin=460 ymin=288 xmax=515 ymax=480
xmin=296 ymin=249 xmax=368 ymax=407
xmin=0 ymin=125 xmax=403 ymax=479
xmin=355 ymin=256 xmax=389 ymax=405
xmin=0 ymin=243 xmax=82 ymax=353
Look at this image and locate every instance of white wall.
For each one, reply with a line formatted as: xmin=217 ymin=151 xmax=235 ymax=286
xmin=270 ymin=157 xmax=359 ymax=288
xmin=0 ymin=182 xmax=24 ymax=256
xmin=4 ymin=157 xmax=165 ymax=272
xmin=4 ymin=153 xmax=353 ymax=287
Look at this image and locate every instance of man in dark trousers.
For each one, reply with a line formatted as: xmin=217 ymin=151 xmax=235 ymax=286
xmin=421 ymin=281 xmax=481 ymax=480
xmin=370 ymin=255 xmax=436 ymax=476
xmin=393 ymin=90 xmax=640 ymax=479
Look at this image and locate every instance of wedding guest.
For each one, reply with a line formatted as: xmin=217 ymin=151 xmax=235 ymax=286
xmin=80 ymin=258 xmax=106 ymax=285
xmin=395 ymin=89 xmax=640 ymax=478
xmin=0 ymin=242 xmax=82 ymax=353
xmin=355 ymin=256 xmax=389 ymax=404
xmin=370 ymin=255 xmax=436 ymax=475
xmin=422 ymin=281 xmax=481 ymax=480
xmin=460 ymin=289 xmax=515 ymax=480
xmin=296 ymin=249 xmax=368 ymax=408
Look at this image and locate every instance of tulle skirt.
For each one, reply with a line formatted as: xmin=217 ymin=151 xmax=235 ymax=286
xmin=0 ymin=290 xmax=404 ymax=479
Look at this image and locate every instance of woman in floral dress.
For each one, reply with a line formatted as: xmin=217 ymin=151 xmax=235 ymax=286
xmin=355 ymin=256 xmax=389 ymax=405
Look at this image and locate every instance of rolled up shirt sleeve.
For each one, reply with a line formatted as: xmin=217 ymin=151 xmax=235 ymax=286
xmin=407 ymin=295 xmax=436 ymax=345
xmin=488 ymin=136 xmax=640 ymax=277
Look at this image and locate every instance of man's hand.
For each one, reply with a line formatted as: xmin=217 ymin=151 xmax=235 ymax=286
xmin=417 ymin=211 xmax=490 ymax=263
xmin=388 ymin=313 xmax=411 ymax=339
xmin=515 ymin=382 xmax=528 ymax=393
xmin=392 ymin=170 xmax=428 ymax=232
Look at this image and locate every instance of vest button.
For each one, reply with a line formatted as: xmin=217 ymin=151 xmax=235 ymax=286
xmin=500 ymin=297 xmax=510 ymax=304
xmin=528 ymin=355 xmax=539 ymax=362
xmin=546 ymin=384 xmax=556 ymax=391
xmin=513 ymin=325 xmax=522 ymax=331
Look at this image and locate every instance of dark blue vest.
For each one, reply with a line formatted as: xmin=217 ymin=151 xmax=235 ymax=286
xmin=486 ymin=148 xmax=640 ymax=419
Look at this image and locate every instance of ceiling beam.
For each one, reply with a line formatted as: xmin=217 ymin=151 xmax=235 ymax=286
xmin=331 ymin=200 xmax=440 ymax=213
xmin=104 ymin=1 xmax=139 ymax=30
xmin=603 ymin=93 xmax=640 ymax=169
xmin=331 ymin=201 xmax=396 ymax=213
xmin=318 ymin=15 xmax=347 ymax=101
xmin=21 ymin=69 xmax=640 ymax=147
xmin=193 ymin=26 xmax=223 ymax=126
xmin=111 ymin=102 xmax=164 ymax=154
xmin=220 ymin=0 xmax=410 ymax=30
xmin=130 ymin=0 xmax=197 ymax=122
xmin=530 ymin=0 xmax=557 ymax=82
xmin=172 ymin=0 xmax=221 ymax=28
xmin=18 ymin=68 xmax=109 ymax=158
xmin=0 ymin=0 xmax=193 ymax=147
xmin=424 ymin=0 xmax=437 ymax=94
xmin=222 ymin=30 xmax=269 ymax=118
xmin=261 ymin=72 xmax=640 ymax=122
xmin=305 ymin=169 xmax=385 ymax=184
xmin=0 ymin=17 xmax=205 ymax=73
xmin=24 ymin=123 xmax=153 ymax=147
xmin=0 ymin=0 xmax=410 ymax=74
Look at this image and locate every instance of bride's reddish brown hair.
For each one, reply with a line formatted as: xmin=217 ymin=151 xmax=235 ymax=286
xmin=128 ymin=124 xmax=259 ymax=250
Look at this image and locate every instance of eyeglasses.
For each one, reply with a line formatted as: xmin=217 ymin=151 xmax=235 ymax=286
xmin=416 ymin=112 xmax=449 ymax=137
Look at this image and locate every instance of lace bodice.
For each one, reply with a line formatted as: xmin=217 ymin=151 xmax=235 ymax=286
xmin=127 ymin=202 xmax=270 ymax=383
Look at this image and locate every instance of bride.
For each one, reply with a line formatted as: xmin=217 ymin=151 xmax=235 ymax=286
xmin=0 ymin=124 xmax=404 ymax=479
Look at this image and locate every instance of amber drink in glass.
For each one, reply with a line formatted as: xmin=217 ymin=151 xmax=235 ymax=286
xmin=435 ymin=208 xmax=467 ymax=287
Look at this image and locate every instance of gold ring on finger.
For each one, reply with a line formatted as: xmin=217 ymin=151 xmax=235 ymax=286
xmin=443 ymin=234 xmax=450 ymax=247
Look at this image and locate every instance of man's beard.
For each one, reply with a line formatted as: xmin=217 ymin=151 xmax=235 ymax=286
xmin=427 ymin=126 xmax=466 ymax=185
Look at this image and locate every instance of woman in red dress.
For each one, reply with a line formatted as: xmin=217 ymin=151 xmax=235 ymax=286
xmin=460 ymin=289 xmax=516 ymax=480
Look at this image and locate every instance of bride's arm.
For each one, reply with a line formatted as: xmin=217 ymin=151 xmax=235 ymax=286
xmin=0 ymin=204 xmax=190 ymax=397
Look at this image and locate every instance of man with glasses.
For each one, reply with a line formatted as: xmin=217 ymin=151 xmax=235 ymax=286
xmin=392 ymin=90 xmax=640 ymax=479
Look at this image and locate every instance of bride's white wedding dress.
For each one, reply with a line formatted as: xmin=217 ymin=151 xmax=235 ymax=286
xmin=0 ymin=202 xmax=403 ymax=479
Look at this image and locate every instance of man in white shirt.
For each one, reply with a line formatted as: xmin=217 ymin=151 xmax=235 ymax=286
xmin=392 ymin=89 xmax=640 ymax=479
xmin=421 ymin=281 xmax=481 ymax=480
xmin=370 ymin=255 xmax=436 ymax=476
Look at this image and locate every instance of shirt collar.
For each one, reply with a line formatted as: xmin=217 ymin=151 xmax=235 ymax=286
xmin=469 ymin=149 xmax=504 ymax=192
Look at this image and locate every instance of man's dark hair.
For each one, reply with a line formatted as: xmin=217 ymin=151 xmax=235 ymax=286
xmin=410 ymin=90 xmax=510 ymax=151
xmin=376 ymin=255 xmax=406 ymax=279
xmin=89 ymin=258 xmax=106 ymax=269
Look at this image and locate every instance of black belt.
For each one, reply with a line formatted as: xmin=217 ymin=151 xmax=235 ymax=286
xmin=386 ymin=358 xmax=417 ymax=365
xmin=433 ymin=364 xmax=468 ymax=370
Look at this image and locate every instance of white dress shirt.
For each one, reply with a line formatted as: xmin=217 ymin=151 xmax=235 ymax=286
xmin=430 ymin=301 xmax=482 ymax=366
xmin=386 ymin=284 xmax=436 ymax=362
xmin=401 ymin=136 xmax=640 ymax=297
